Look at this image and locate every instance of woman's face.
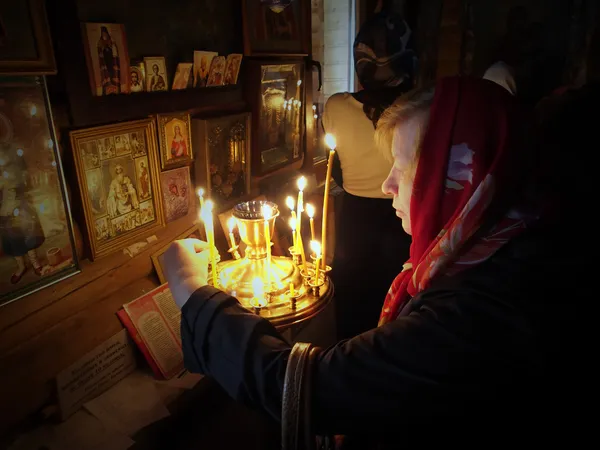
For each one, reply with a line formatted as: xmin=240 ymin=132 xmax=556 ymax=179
xmin=153 ymin=64 xmax=159 ymax=74
xmin=381 ymin=111 xmax=428 ymax=235
xmin=101 ymin=30 xmax=109 ymax=40
xmin=174 ymin=125 xmax=180 ymax=135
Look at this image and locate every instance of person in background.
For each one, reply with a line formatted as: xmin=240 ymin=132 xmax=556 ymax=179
xmin=322 ymin=11 xmax=416 ymax=339
xmin=163 ymin=76 xmax=582 ymax=446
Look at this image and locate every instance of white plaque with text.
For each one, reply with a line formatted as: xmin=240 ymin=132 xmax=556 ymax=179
xmin=56 ymin=329 xmax=137 ymax=420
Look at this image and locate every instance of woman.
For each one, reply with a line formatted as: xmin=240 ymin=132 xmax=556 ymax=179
xmin=97 ymin=26 xmax=120 ymax=95
xmin=164 ymin=77 xmax=579 ymax=445
xmin=323 ymin=12 xmax=415 ymax=338
xmin=170 ymin=125 xmax=187 ymax=158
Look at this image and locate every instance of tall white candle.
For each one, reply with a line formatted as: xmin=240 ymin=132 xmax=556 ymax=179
xmin=322 ymin=134 xmax=336 ymax=270
xmin=200 ymin=200 xmax=218 ymax=287
xmin=262 ymin=204 xmax=273 ymax=285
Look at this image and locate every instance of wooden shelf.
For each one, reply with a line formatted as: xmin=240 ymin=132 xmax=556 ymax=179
xmin=66 ymin=84 xmax=244 ymax=128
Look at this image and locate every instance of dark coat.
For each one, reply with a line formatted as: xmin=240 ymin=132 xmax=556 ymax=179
xmin=180 ymin=222 xmax=583 ymax=446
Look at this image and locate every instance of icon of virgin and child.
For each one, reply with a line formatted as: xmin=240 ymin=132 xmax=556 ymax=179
xmin=106 ymin=163 xmax=139 ymax=218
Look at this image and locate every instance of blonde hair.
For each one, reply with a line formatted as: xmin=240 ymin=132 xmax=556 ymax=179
xmin=375 ymin=85 xmax=435 ymax=166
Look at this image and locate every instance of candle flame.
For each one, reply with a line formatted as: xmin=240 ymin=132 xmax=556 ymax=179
xmin=261 ymin=204 xmax=273 ymax=220
xmin=312 ymin=104 xmax=316 ymax=111
xmin=227 ymin=216 xmax=236 ymax=233
xmin=289 ymin=217 xmax=296 ymax=231
xmin=306 ymin=203 xmax=315 ymax=219
xmin=197 ymin=187 xmax=205 ymax=197
xmin=310 ymin=240 xmax=322 ymax=257
xmin=252 ymin=277 xmax=265 ymax=305
xmin=286 ymin=196 xmax=295 ymax=210
xmin=325 ymin=133 xmax=337 ymax=150
xmin=297 ymin=176 xmax=307 ymax=191
xmin=297 ymin=80 xmax=302 ymax=86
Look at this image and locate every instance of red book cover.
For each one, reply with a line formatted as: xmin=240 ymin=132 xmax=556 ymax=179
xmin=116 ymin=308 xmax=164 ymax=380
xmin=117 ymin=284 xmax=184 ymax=380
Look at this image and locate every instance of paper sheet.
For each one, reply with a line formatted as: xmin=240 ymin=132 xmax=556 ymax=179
xmin=83 ymin=371 xmax=170 ymax=436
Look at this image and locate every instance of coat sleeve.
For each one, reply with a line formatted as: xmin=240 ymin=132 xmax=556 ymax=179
xmin=181 ymin=285 xmax=536 ymax=435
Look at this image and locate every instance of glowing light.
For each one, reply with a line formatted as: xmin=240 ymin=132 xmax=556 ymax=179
xmin=312 ymin=104 xmax=317 ymax=111
xmin=197 ymin=188 xmax=205 ymax=211
xmin=200 ymin=199 xmax=214 ymax=220
xmin=310 ymin=240 xmax=321 ymax=257
xmin=51 ymin=161 xmax=57 ymax=167
xmin=13 ymin=208 xmax=19 ymax=216
xmin=325 ymin=133 xmax=337 ymax=150
xmin=227 ymin=216 xmax=236 ymax=233
xmin=285 ymin=196 xmax=295 ymax=211
xmin=289 ymin=217 xmax=296 ymax=231
xmin=16 ymin=148 xmax=23 ymax=157
xmin=297 ymin=80 xmax=302 ymax=86
xmin=313 ymin=114 xmax=318 ymax=119
xmin=47 ymin=139 xmax=54 ymax=148
xmin=297 ymin=176 xmax=307 ymax=192
xmin=252 ymin=277 xmax=266 ymax=307
xmin=306 ymin=204 xmax=315 ymax=219
xmin=261 ymin=204 xmax=273 ymax=220
xmin=30 ymin=105 xmax=37 ymax=116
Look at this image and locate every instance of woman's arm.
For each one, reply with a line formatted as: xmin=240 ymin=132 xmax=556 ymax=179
xmin=181 ymin=284 xmax=536 ymax=435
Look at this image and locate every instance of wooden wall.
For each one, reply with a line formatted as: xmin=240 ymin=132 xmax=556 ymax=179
xmin=0 ymin=0 xmax=245 ymax=438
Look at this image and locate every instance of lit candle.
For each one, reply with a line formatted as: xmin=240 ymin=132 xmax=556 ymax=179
xmin=227 ymin=216 xmax=237 ymax=250
xmin=252 ymin=277 xmax=266 ymax=308
xmin=200 ymin=200 xmax=218 ymax=287
xmin=289 ymin=217 xmax=297 ymax=250
xmin=311 ymin=240 xmax=322 ymax=284
xmin=306 ymin=203 xmax=315 ymax=242
xmin=296 ymin=176 xmax=308 ymax=272
xmin=197 ymin=188 xmax=205 ymax=211
xmin=286 ymin=196 xmax=297 ymax=237
xmin=262 ymin=204 xmax=273 ymax=284
xmin=322 ymin=134 xmax=336 ymax=270
xmin=296 ymin=175 xmax=306 ymax=234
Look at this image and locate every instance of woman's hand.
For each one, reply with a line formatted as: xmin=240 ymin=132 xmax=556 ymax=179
xmin=164 ymin=239 xmax=210 ymax=309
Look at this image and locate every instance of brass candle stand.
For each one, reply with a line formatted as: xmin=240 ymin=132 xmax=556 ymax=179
xmin=207 ymin=199 xmax=333 ymax=330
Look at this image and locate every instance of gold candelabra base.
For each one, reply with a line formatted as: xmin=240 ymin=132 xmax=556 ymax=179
xmin=207 ymin=199 xmax=333 ymax=330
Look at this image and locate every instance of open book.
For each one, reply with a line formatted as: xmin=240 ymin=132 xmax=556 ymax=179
xmin=117 ymin=284 xmax=184 ymax=380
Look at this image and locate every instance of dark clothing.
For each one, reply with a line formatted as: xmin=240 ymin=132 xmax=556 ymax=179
xmin=330 ymin=193 xmax=409 ymax=339
xmin=181 ymin=223 xmax=580 ymax=444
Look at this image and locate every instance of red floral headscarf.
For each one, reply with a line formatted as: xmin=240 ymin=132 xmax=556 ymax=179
xmin=379 ymin=76 xmax=536 ymax=325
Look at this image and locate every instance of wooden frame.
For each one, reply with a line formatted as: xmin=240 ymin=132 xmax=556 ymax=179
xmin=242 ymin=0 xmax=310 ymax=56
xmin=151 ymin=223 xmax=205 ymax=284
xmin=192 ymin=112 xmax=252 ymax=209
xmin=0 ymin=77 xmax=79 ymax=306
xmin=156 ymin=112 xmax=193 ymax=169
xmin=0 ymin=0 xmax=56 ymax=75
xmin=244 ymin=59 xmax=305 ymax=177
xmin=70 ymin=118 xmax=165 ymax=260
